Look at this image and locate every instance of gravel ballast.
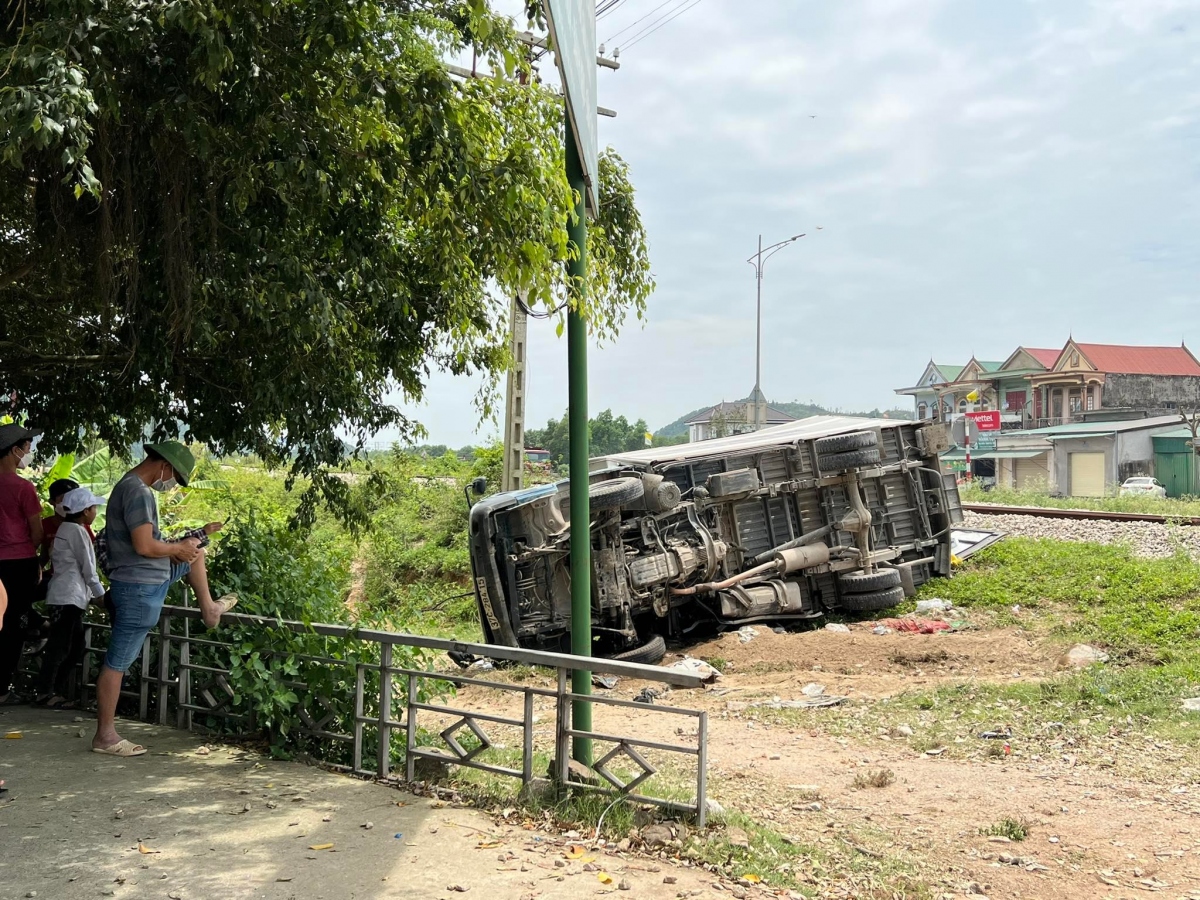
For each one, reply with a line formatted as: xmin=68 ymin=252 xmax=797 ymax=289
xmin=963 ymin=510 xmax=1200 ymax=559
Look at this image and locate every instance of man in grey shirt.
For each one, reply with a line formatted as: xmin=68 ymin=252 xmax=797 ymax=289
xmin=92 ymin=442 xmax=237 ymax=758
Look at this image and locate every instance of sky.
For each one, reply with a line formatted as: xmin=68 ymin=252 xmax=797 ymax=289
xmin=381 ymin=0 xmax=1200 ymax=449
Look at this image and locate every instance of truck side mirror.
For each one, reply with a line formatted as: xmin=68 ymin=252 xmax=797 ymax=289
xmin=471 ymin=477 xmax=487 ymax=496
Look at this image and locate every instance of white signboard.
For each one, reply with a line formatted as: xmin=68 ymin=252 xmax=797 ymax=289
xmin=544 ymin=0 xmax=598 ymax=215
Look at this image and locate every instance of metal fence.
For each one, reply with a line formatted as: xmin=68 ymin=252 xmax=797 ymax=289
xmin=76 ymin=606 xmax=710 ymax=825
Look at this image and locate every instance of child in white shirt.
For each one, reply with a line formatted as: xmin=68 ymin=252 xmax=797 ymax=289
xmin=35 ymin=488 xmax=107 ymax=708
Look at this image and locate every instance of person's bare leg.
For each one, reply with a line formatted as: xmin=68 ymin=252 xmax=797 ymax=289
xmin=92 ymin=666 xmax=126 ymax=750
xmin=185 ymin=550 xmax=224 ymax=628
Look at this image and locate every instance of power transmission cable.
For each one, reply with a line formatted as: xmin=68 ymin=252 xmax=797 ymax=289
xmin=602 ymin=0 xmax=679 ymax=44
xmin=622 ymin=0 xmax=704 ymax=50
xmin=597 ymin=0 xmax=629 ymax=19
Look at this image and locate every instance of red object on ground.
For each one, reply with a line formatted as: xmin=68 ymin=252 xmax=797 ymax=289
xmin=882 ymin=618 xmax=952 ymax=634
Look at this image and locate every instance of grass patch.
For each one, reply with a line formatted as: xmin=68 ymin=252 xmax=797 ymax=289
xmin=980 ymin=817 xmax=1028 ymax=841
xmin=918 ymin=537 xmax=1200 ymax=662
xmin=852 ymin=768 xmax=895 ymax=789
xmin=961 ymin=484 xmax=1200 ymax=517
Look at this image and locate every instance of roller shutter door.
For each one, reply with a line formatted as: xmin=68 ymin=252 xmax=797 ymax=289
xmin=1014 ymin=454 xmax=1050 ymax=491
xmin=1069 ymin=452 xmax=1106 ymax=497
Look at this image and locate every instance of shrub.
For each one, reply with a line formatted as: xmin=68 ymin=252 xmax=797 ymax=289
xmin=201 ymin=511 xmax=435 ymax=761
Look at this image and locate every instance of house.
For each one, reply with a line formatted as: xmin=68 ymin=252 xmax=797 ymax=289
xmin=686 ymin=399 xmax=796 ymax=442
xmin=896 ymin=340 xmax=1200 ymax=430
xmin=893 ymin=361 xmax=964 ymax=421
xmin=1027 ymin=340 xmax=1200 ymax=427
xmin=989 ymin=415 xmax=1183 ymax=496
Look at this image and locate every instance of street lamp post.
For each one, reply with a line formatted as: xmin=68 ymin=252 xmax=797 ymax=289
xmin=747 ymin=233 xmax=805 ymax=428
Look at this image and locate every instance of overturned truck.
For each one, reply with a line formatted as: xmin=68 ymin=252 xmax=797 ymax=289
xmin=468 ymin=416 xmax=961 ymax=663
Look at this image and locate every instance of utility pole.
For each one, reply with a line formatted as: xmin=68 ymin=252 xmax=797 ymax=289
xmin=746 ymin=232 xmax=805 ymax=429
xmin=500 ymin=296 xmax=528 ymax=492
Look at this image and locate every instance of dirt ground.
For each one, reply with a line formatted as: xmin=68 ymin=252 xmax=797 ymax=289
xmin=455 ymin=620 xmax=1200 ymax=900
xmin=682 ymin=625 xmax=1059 ymax=698
xmin=0 ymin=708 xmax=719 ymax=900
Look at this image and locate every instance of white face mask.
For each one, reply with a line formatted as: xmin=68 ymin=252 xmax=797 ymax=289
xmin=53 ymin=502 xmax=67 ymax=517
xmin=151 ymin=466 xmax=178 ymax=492
xmin=16 ymin=450 xmax=32 ymax=470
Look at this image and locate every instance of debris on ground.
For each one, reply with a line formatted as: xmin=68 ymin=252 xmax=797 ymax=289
xmin=915 ymin=598 xmax=950 ymax=614
xmin=1058 ymin=644 xmax=1109 ymax=668
xmin=667 ymin=657 xmax=722 ymax=682
xmin=737 ymin=626 xmax=759 ymax=643
xmin=800 ymin=682 xmax=826 ymax=697
xmin=468 ymin=658 xmax=495 ymax=673
xmin=1182 ymin=697 xmax=1200 ymax=712
xmin=633 ymin=687 xmax=662 ymax=704
xmin=591 ymin=673 xmax=619 ymax=690
xmin=880 ymin=618 xmax=952 ymax=634
xmin=824 ymin=623 xmax=851 ymax=633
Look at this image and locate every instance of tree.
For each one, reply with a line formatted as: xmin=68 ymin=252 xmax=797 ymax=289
xmin=0 ymin=0 xmax=653 ymax=519
xmin=524 ymin=408 xmax=648 ymax=467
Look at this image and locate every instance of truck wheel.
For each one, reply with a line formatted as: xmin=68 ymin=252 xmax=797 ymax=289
xmin=818 ymin=448 xmax=881 ymax=471
xmin=838 ymin=569 xmax=902 ymax=593
xmin=838 ymin=586 xmax=904 ymax=612
xmin=815 ymin=430 xmax=878 ymax=456
xmin=589 ymin=476 xmax=645 ymax=511
xmin=606 ymin=634 xmax=666 ymax=665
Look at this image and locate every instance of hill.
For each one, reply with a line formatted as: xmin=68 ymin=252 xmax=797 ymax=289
xmin=655 ymin=400 xmax=914 ymax=439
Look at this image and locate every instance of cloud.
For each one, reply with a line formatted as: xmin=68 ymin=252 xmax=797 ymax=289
xmin=390 ymin=0 xmax=1200 ymax=447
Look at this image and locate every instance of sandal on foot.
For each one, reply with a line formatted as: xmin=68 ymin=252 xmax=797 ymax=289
xmin=215 ymin=593 xmax=238 ymax=614
xmin=92 ymin=739 xmax=147 ymax=758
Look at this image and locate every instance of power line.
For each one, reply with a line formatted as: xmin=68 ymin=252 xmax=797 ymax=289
xmin=597 ymin=0 xmax=629 ymax=19
xmin=602 ymin=0 xmax=679 ymax=44
xmin=622 ymin=0 xmax=704 ymax=51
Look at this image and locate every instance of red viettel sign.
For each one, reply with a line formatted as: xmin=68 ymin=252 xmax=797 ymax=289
xmin=965 ymin=410 xmax=1002 ymax=432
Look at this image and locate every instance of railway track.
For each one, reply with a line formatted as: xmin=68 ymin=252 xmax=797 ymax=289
xmin=962 ymin=503 xmax=1200 ymax=526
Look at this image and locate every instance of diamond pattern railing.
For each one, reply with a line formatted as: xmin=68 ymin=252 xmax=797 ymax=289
xmin=73 ymin=605 xmax=710 ymax=826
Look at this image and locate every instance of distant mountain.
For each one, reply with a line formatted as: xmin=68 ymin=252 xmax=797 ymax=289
xmin=655 ymin=400 xmax=914 ymax=439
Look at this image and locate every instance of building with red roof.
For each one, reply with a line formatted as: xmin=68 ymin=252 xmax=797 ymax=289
xmin=897 ymin=339 xmax=1200 ymax=429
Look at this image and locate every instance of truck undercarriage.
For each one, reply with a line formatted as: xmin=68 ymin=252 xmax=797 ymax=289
xmin=468 ymin=417 xmax=960 ymax=663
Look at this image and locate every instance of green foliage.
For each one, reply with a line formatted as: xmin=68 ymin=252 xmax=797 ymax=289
xmin=203 ymin=509 xmax=434 ymax=760
xmin=920 ymin=537 xmax=1200 ymax=661
xmin=525 ymin=408 xmax=649 ymax=467
xmin=980 ymin=818 xmax=1028 ymax=841
xmin=1 ymin=0 xmax=653 ymax=521
xmin=960 ymin=484 xmax=1200 ymax=516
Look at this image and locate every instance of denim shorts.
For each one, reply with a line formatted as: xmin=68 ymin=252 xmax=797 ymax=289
xmin=104 ymin=563 xmax=190 ymax=673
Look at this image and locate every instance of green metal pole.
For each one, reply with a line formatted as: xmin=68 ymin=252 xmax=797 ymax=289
xmin=565 ymin=118 xmax=592 ymax=766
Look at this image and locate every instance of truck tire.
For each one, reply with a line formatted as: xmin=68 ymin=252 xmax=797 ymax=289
xmin=815 ymin=430 xmax=878 ymax=456
xmin=818 ymin=448 xmax=881 ymax=471
xmin=838 ymin=586 xmax=904 ymax=612
xmin=589 ymin=476 xmax=645 ymax=511
xmin=606 ymin=634 xmax=666 ymax=665
xmin=838 ymin=569 xmax=902 ymax=593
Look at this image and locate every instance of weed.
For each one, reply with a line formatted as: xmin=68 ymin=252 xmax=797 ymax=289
xmin=889 ymin=648 xmax=949 ymax=667
xmin=980 ymin=817 xmax=1029 ymax=841
xmin=701 ymin=657 xmax=729 ymax=673
xmin=852 ymin=768 xmax=895 ymax=789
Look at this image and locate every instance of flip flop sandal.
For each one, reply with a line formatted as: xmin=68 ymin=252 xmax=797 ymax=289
xmin=44 ymin=696 xmax=73 ymax=710
xmin=92 ymin=739 xmax=147 ymax=757
xmin=215 ymin=593 xmax=239 ymax=614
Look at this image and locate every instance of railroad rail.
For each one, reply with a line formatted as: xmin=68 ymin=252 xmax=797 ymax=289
xmin=963 ymin=503 xmax=1200 ymax=526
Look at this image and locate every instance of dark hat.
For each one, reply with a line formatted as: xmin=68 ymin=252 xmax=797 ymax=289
xmin=0 ymin=423 xmax=42 ymax=454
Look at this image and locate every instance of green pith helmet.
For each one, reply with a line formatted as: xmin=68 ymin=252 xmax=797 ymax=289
xmin=145 ymin=441 xmax=195 ymax=487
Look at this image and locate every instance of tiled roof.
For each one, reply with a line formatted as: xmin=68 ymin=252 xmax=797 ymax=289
xmin=936 ymin=364 xmax=964 ymax=381
xmin=1025 ymin=348 xmax=1060 ymax=368
xmin=1075 ymin=343 xmax=1200 ymax=377
xmin=978 ymin=360 xmax=1005 ymax=373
